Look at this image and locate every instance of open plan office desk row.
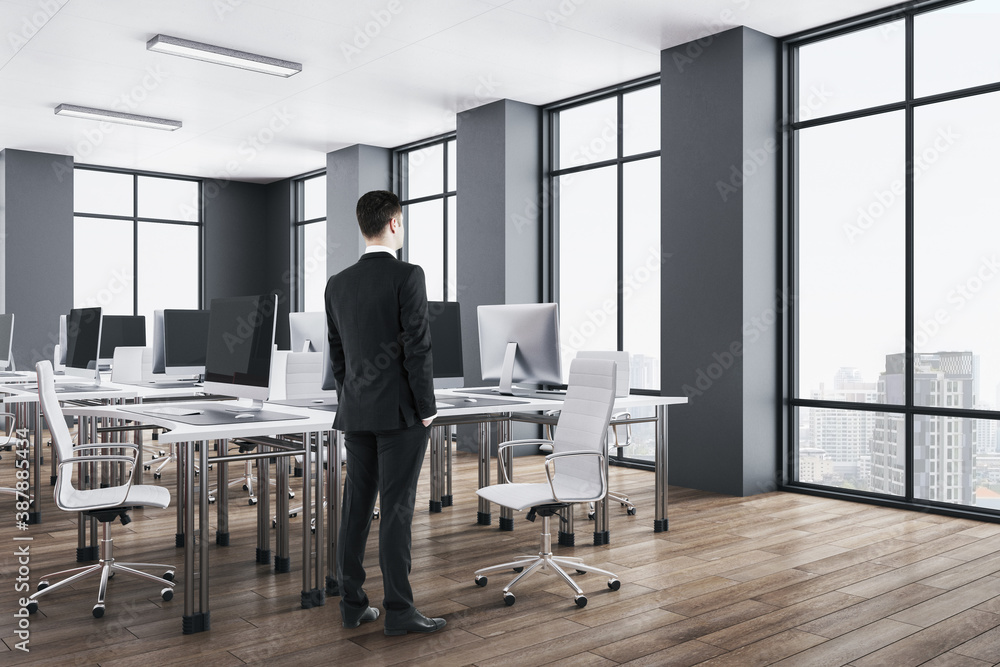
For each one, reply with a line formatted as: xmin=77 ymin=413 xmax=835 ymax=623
xmin=33 ymin=385 xmax=685 ymax=636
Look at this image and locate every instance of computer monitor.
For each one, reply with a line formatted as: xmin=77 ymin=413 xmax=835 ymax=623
xmin=477 ymin=303 xmax=562 ymax=396
xmin=162 ymin=309 xmax=211 ymax=376
xmin=98 ymin=315 xmax=146 ymax=368
xmin=0 ymin=313 xmax=13 ymax=371
xmin=428 ymin=301 xmax=463 ymax=389
xmin=64 ymin=307 xmax=102 ymax=381
xmin=57 ymin=314 xmax=67 ymax=366
xmin=202 ymin=294 xmax=277 ymax=409
xmin=289 ymin=311 xmax=337 ymax=391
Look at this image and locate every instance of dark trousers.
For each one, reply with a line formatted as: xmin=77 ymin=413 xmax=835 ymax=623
xmin=337 ymin=421 xmax=428 ymax=624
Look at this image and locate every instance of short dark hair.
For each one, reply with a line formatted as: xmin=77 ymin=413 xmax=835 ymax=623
xmin=356 ymin=190 xmax=401 ymax=239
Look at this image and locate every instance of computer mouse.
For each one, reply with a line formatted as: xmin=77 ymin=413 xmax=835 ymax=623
xmin=234 ymin=413 xmax=255 ymax=419
xmin=464 ymin=398 xmax=477 ymax=403
xmin=311 ymin=399 xmax=324 ymax=403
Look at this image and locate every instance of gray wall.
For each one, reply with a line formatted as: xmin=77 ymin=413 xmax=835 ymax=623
xmin=203 ymin=179 xmax=271 ymax=301
xmin=0 ymin=149 xmax=74 ymax=370
xmin=660 ymin=26 xmax=779 ymax=496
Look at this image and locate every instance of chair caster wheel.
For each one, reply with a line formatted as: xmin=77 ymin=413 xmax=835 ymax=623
xmin=627 ymin=508 xmax=636 ymax=516
xmin=576 ymin=569 xmax=586 ymax=575
xmin=288 ymin=491 xmax=295 ymax=499
xmin=512 ymin=567 xmax=523 ymax=573
xmin=243 ymin=484 xmax=249 ymax=491
xmin=27 ymin=601 xmax=38 ymax=614
xmin=248 ymin=498 xmax=257 ymax=506
xmin=574 ymin=595 xmax=587 ymax=608
xmin=271 ymin=519 xmax=277 ymax=528
xmin=372 ymin=509 xmax=380 ymax=519
xmin=37 ymin=581 xmax=49 ymax=591
xmin=290 ymin=513 xmax=297 ymax=518
xmin=144 ymin=465 xmax=151 ymax=471
xmin=587 ymin=512 xmax=595 ymax=520
xmin=503 ymin=591 xmax=515 ymax=606
xmin=93 ymin=604 xmax=105 ymax=618
xmin=161 ymin=588 xmax=173 ymax=601
xmin=475 ymin=575 xmax=487 ymax=587
xmin=153 ymin=473 xmax=162 ymax=479
xmin=608 ymin=578 xmax=621 ymax=591
xmin=208 ymin=496 xmax=216 ymax=504
xmin=163 ymin=570 xmax=175 ymax=582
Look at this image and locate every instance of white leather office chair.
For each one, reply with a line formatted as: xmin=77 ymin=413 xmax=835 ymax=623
xmin=474 ymin=357 xmax=621 ymax=607
xmin=26 ymin=361 xmax=175 ymax=619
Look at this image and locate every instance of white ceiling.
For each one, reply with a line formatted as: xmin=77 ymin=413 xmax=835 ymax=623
xmin=0 ymin=0 xmax=897 ymax=183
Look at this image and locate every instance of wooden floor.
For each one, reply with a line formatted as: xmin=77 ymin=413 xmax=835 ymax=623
xmin=3 ymin=443 xmax=1000 ymax=666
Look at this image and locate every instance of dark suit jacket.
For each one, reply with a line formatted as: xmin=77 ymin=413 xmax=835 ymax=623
xmin=325 ymin=251 xmax=436 ymax=432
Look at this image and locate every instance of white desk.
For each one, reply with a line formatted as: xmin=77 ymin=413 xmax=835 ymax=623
xmin=64 ymin=400 xmax=334 ymax=635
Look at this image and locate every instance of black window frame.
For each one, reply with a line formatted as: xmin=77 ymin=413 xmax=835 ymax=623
xmin=291 ymin=169 xmax=327 ymax=312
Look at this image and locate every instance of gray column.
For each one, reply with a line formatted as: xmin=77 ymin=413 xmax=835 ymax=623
xmin=660 ymin=27 xmax=780 ymax=496
xmin=0 ymin=149 xmax=74 ymax=370
xmin=455 ymin=99 xmax=541 ymax=451
xmin=326 ymin=145 xmax=391 ymax=277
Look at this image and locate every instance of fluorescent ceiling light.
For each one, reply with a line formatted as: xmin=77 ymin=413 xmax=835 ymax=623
xmin=54 ymin=104 xmax=182 ymax=131
xmin=147 ymin=34 xmax=302 ymax=77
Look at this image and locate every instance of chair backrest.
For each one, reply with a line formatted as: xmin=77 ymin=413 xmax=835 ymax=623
xmin=35 ymin=361 xmax=78 ymax=510
xmin=284 ymin=351 xmax=326 ymax=399
xmin=111 ymin=346 xmax=146 ymax=384
xmin=551 ymin=357 xmax=617 ymax=487
xmin=575 ymin=350 xmax=630 ymax=397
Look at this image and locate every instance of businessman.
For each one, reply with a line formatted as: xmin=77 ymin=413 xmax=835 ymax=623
xmin=325 ymin=190 xmax=445 ymax=636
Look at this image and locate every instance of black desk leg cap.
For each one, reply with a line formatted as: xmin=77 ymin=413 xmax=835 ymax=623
xmin=274 ymin=555 xmax=291 ymax=573
xmin=301 ymin=588 xmax=325 ymax=609
xmin=441 ymin=494 xmax=453 ymax=507
xmin=429 ymin=500 xmax=442 ymax=513
xmin=326 ymin=575 xmax=340 ymax=597
xmin=294 ymin=467 xmax=303 ymax=478
xmin=28 ymin=511 xmax=41 ymax=525
xmin=558 ymin=531 xmax=575 ymax=547
xmin=654 ymin=518 xmax=669 ymax=533
xmin=499 ymin=517 xmax=514 ymax=532
xmin=182 ymin=611 xmax=210 ymax=635
xmin=477 ymin=511 xmax=491 ymax=526
xmin=593 ymin=530 xmax=610 ymax=546
xmin=175 ymin=533 xmax=185 ymax=548
xmin=256 ymin=547 xmax=271 ymax=564
xmin=215 ymin=531 xmax=229 ymax=546
xmin=76 ymin=546 xmax=99 ymax=562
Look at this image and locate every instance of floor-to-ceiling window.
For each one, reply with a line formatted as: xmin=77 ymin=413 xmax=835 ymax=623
xmin=395 ymin=134 xmax=457 ymax=302
xmin=787 ymin=0 xmax=1000 ymax=517
xmin=547 ymin=76 xmax=661 ymax=462
xmin=74 ymin=167 xmax=201 ymax=336
xmin=292 ymin=171 xmax=327 ymax=312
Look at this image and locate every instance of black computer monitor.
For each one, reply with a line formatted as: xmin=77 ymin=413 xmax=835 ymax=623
xmin=202 ymin=295 xmax=277 ymax=408
xmin=163 ymin=309 xmax=211 ymax=376
xmin=477 ymin=303 xmax=562 ymax=396
xmin=98 ymin=315 xmax=146 ymax=367
xmin=0 ymin=313 xmax=13 ymax=371
xmin=428 ymin=301 xmax=463 ymax=389
xmin=65 ymin=307 xmax=102 ymax=380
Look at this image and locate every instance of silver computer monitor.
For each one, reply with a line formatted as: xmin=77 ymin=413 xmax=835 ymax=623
xmin=428 ymin=301 xmax=463 ymax=389
xmin=163 ymin=309 xmax=211 ymax=376
xmin=64 ymin=307 xmax=102 ymax=381
xmin=0 ymin=313 xmax=13 ymax=371
xmin=477 ymin=303 xmax=562 ymax=396
xmin=289 ymin=311 xmax=336 ymax=391
xmin=97 ymin=315 xmax=146 ymax=369
xmin=202 ymin=295 xmax=277 ymax=409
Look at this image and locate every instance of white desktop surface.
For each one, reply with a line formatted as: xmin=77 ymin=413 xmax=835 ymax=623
xmin=0 ymin=379 xmax=139 ymax=404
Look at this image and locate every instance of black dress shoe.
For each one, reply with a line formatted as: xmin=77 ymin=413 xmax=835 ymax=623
xmin=342 ymin=606 xmax=380 ymax=628
xmin=384 ymin=610 xmax=446 ymax=636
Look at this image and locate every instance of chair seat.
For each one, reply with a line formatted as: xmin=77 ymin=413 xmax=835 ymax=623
xmin=477 ymin=478 xmax=603 ymax=511
xmin=63 ymin=483 xmax=171 ymax=511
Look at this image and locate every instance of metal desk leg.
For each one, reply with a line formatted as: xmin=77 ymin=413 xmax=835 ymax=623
xmin=593 ymin=434 xmax=610 ymax=545
xmin=326 ymin=430 xmax=341 ymax=597
xmin=216 ymin=441 xmax=230 ymax=546
xmin=182 ymin=439 xmax=210 ymax=633
xmin=498 ymin=419 xmax=513 ymax=531
xmin=654 ymin=405 xmax=669 ymax=532
xmin=302 ymin=431 xmax=324 ymax=608
xmin=429 ymin=425 xmax=443 ymax=513
xmin=258 ymin=446 xmax=272 ymax=565
xmin=176 ymin=440 xmax=186 ymax=548
xmin=477 ymin=421 xmax=491 ymax=525
xmin=275 ymin=444 xmax=290 ymax=573
xmin=443 ymin=425 xmax=453 ymax=507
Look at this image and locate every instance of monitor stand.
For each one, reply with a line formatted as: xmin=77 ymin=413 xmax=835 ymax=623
xmin=224 ymin=398 xmax=266 ymax=414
